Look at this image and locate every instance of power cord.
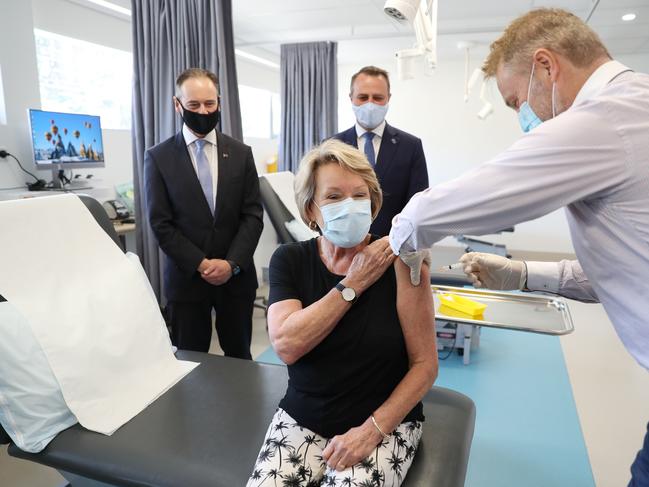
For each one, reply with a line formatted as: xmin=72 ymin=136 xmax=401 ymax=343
xmin=0 ymin=150 xmax=46 ymax=190
xmin=438 ymin=343 xmax=456 ymax=360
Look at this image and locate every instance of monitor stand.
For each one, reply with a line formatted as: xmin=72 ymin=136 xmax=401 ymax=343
xmin=51 ymin=168 xmax=92 ymax=191
xmin=51 ymin=168 xmax=64 ymax=189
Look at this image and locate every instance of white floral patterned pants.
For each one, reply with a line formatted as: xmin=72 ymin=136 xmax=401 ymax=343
xmin=247 ymin=408 xmax=423 ymax=487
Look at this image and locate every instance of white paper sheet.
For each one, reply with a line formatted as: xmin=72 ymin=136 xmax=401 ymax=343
xmin=0 ymin=194 xmax=198 ymax=435
xmin=262 ymin=172 xmax=319 ymax=238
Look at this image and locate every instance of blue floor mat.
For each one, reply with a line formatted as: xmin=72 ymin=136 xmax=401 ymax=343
xmin=255 ymin=327 xmax=594 ymax=487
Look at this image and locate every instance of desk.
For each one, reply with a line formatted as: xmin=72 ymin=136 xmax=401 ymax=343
xmin=8 ymin=352 xmax=475 ymax=487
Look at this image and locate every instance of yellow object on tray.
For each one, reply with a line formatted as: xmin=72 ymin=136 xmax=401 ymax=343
xmin=438 ymin=293 xmax=487 ymax=318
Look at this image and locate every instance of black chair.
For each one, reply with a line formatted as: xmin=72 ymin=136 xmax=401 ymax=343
xmin=259 ymin=175 xmax=297 ymax=245
xmin=8 ymin=352 xmax=476 ymax=487
xmin=77 ymin=194 xmax=124 ymax=252
xmin=0 ymin=423 xmax=10 ymax=445
xmin=256 ymin=176 xmax=302 ymax=313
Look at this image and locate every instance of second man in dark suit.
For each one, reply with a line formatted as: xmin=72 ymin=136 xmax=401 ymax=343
xmin=333 ymin=65 xmax=429 ymax=237
xmin=144 ymin=68 xmax=263 ymax=359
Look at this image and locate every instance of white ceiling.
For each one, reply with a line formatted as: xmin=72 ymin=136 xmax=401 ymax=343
xmin=232 ymin=0 xmax=649 ymax=65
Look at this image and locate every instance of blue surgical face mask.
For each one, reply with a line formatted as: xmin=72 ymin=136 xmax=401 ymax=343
xmin=518 ymin=62 xmax=557 ymax=133
xmin=317 ymin=198 xmax=372 ymax=248
xmin=352 ymin=102 xmax=389 ymax=130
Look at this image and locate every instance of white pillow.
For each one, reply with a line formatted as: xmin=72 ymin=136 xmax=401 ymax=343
xmin=284 ymin=218 xmax=319 ymax=242
xmin=0 ymin=301 xmax=78 ymax=452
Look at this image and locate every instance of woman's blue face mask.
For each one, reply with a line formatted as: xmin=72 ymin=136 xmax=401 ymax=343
xmin=316 ymin=197 xmax=372 ymax=248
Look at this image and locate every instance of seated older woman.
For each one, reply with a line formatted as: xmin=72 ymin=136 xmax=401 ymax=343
xmin=248 ymin=139 xmax=437 ymax=487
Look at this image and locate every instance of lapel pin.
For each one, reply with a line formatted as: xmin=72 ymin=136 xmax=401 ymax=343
xmin=391 ymin=138 xmax=397 ymax=144
xmin=222 ymin=153 xmax=229 ymax=158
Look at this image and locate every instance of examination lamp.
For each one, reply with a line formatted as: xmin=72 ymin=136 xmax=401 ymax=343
xmin=384 ymin=0 xmax=419 ymax=22
xmin=477 ymin=80 xmax=494 ymax=120
xmin=384 ymin=0 xmax=438 ymax=79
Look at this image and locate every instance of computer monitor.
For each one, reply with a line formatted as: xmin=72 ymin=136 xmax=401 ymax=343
xmin=28 ymin=108 xmax=105 ymax=188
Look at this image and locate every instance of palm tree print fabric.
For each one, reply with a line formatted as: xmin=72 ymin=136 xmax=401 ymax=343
xmin=247 ymin=408 xmax=423 ymax=487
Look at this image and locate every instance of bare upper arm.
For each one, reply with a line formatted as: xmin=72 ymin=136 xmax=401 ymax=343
xmin=394 ymin=258 xmax=436 ymax=364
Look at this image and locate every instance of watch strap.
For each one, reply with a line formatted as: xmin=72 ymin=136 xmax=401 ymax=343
xmin=227 ymin=260 xmax=241 ymax=276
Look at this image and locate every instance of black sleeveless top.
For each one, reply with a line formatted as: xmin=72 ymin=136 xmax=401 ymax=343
xmin=268 ymin=237 xmax=424 ymax=438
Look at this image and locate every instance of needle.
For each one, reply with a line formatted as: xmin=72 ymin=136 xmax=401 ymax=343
xmin=438 ymin=262 xmax=463 ymax=271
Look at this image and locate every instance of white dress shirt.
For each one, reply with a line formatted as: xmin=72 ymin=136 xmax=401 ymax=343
xmin=356 ymin=120 xmax=385 ymax=158
xmin=389 ymin=61 xmax=649 ymax=370
xmin=182 ymin=124 xmax=218 ymax=201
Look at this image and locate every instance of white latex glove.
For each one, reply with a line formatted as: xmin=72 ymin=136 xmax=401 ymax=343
xmin=399 ymin=249 xmax=431 ymax=286
xmin=459 ymin=252 xmax=527 ymax=290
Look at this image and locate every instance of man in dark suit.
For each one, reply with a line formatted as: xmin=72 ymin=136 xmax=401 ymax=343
xmin=333 ymin=65 xmax=428 ymax=237
xmin=144 ymin=68 xmax=263 ymax=359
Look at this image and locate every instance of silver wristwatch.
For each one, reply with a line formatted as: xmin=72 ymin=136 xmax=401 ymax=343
xmin=335 ymin=282 xmax=357 ymax=303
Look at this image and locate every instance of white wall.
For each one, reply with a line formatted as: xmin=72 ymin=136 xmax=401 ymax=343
xmin=336 ymin=45 xmax=649 ymax=255
xmin=237 ymin=57 xmax=281 ymax=174
xmin=0 ymin=1 xmax=42 ymax=189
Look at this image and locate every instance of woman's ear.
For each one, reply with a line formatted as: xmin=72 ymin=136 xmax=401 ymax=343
xmin=305 ymin=201 xmax=319 ymax=229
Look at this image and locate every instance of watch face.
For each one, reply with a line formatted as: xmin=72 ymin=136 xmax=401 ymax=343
xmin=341 ymin=287 xmax=356 ymax=302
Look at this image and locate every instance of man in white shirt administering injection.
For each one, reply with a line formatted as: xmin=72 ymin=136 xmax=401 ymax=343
xmin=389 ymin=9 xmax=649 ymax=486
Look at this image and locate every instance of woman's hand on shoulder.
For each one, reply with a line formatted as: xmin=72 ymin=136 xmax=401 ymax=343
xmin=344 ymin=237 xmax=396 ymax=293
xmin=322 ymin=419 xmax=384 ymax=471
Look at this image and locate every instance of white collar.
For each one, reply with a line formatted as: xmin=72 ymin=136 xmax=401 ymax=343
xmin=182 ymin=124 xmax=217 ymax=147
xmin=355 ymin=120 xmax=386 ymax=139
xmin=572 ymin=60 xmax=632 ymax=108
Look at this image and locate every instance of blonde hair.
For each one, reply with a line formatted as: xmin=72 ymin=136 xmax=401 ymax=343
xmin=482 ymin=8 xmax=610 ymax=78
xmin=294 ymin=139 xmax=382 ymax=228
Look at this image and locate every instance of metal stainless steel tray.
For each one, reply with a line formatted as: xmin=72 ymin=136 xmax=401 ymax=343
xmin=432 ymin=285 xmax=574 ymax=335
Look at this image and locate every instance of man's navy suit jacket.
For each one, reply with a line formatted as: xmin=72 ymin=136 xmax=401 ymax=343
xmin=332 ymin=123 xmax=428 ymax=236
xmin=144 ymin=131 xmax=263 ymax=302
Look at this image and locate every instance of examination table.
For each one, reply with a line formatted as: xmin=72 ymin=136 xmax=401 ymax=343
xmin=6 ymin=351 xmax=475 ymax=487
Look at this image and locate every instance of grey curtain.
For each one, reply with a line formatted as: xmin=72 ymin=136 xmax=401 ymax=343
xmin=280 ymin=41 xmax=337 ymax=173
xmin=131 ymin=0 xmax=242 ymax=301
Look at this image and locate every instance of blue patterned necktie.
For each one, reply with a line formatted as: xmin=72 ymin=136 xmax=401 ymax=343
xmin=194 ymin=139 xmax=214 ymax=215
xmin=362 ymin=131 xmax=376 ymax=167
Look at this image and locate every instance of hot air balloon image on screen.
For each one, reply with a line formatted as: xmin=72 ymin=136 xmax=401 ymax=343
xmin=28 ymin=109 xmax=105 ymax=167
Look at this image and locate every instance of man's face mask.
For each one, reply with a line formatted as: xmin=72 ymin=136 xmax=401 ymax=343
xmin=316 ymin=197 xmax=372 ymax=248
xmin=352 ymin=102 xmax=389 ymax=130
xmin=178 ymin=99 xmax=220 ymax=135
xmin=518 ymin=62 xmax=556 ymax=133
